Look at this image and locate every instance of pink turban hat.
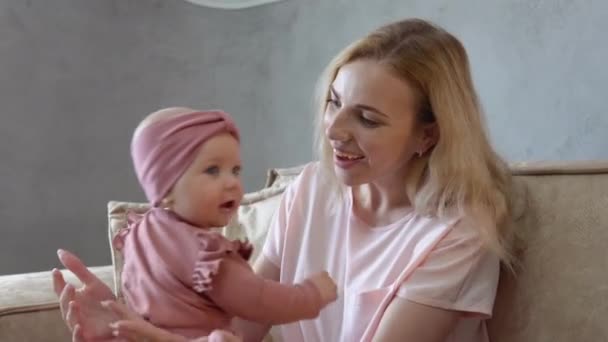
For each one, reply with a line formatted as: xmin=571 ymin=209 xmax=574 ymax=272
xmin=131 ymin=110 xmax=240 ymax=207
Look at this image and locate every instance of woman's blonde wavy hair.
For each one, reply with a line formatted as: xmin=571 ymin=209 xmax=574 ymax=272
xmin=314 ymin=18 xmax=515 ymax=267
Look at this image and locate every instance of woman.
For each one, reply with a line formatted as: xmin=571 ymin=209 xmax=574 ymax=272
xmin=54 ymin=18 xmax=514 ymax=342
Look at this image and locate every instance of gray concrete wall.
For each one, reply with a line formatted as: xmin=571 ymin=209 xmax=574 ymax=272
xmin=1 ymin=0 xmax=606 ymax=274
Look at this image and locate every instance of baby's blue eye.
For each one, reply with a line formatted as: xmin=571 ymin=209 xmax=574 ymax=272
xmin=204 ymin=166 xmax=220 ymax=175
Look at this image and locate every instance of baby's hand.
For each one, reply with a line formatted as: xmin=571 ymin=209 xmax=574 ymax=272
xmin=307 ymin=271 xmax=338 ymax=305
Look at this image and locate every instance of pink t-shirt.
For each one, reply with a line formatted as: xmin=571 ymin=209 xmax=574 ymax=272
xmin=263 ymin=162 xmax=500 ymax=342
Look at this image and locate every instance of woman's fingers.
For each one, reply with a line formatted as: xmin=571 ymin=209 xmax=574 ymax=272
xmin=52 ymin=268 xmax=66 ymax=297
xmin=209 ymin=330 xmax=242 ymax=342
xmin=102 ymin=300 xmax=139 ymax=320
xmin=72 ymin=324 xmax=85 ymax=342
xmin=58 ymin=284 xmax=75 ymax=323
xmin=109 ymin=321 xmax=141 ymax=341
xmin=110 ymin=321 xmax=154 ymax=341
xmin=57 ymin=249 xmax=97 ymax=286
xmin=65 ymin=300 xmax=80 ymax=331
xmin=111 ymin=320 xmax=188 ymax=342
xmin=104 ymin=299 xmax=186 ymax=341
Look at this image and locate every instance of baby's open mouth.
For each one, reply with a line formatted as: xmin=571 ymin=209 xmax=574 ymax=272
xmin=220 ymin=200 xmax=236 ymax=210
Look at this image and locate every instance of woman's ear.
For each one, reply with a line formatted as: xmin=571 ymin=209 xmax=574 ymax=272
xmin=419 ymin=122 xmax=439 ymax=155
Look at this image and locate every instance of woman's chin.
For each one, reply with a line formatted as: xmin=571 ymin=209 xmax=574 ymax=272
xmin=333 ymin=166 xmax=366 ymax=186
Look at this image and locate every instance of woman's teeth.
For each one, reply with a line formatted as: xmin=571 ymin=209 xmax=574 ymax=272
xmin=334 ymin=150 xmax=364 ymax=160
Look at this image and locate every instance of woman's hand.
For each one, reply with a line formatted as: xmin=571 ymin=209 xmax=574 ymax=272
xmin=52 ymin=249 xmax=118 ymax=341
xmin=104 ymin=301 xmax=241 ymax=342
xmin=102 ymin=300 xmax=186 ymax=342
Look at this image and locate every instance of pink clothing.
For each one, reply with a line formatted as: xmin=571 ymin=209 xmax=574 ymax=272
xmin=115 ymin=209 xmax=328 ymax=339
xmin=131 ymin=110 xmax=239 ymax=206
xmin=263 ymin=162 xmax=500 ymax=342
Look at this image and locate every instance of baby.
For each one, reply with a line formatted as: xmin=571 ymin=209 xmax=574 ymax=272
xmin=78 ymin=108 xmax=337 ymax=341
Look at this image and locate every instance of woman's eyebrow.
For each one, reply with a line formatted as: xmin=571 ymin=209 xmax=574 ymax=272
xmin=330 ymin=85 xmax=388 ymax=118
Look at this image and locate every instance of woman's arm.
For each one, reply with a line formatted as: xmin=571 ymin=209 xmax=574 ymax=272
xmin=230 ymin=255 xmax=280 ymax=342
xmin=372 ymin=297 xmax=460 ymax=342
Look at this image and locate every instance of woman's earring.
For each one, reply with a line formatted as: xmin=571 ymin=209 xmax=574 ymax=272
xmin=160 ymin=197 xmax=174 ymax=209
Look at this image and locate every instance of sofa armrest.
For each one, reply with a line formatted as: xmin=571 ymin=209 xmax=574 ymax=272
xmin=0 ymin=265 xmax=114 ymax=315
xmin=0 ymin=266 xmax=114 ymax=341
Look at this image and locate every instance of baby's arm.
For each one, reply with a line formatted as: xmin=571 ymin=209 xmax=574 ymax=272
xmin=230 ymin=255 xmax=278 ymax=342
xmin=205 ymin=258 xmax=337 ymax=325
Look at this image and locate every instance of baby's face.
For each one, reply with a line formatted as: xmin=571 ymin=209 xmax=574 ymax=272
xmin=169 ymin=133 xmax=243 ymax=228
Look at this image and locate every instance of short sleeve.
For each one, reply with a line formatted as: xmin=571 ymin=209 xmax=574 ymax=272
xmin=261 ymin=175 xmax=300 ymax=268
xmin=396 ymin=221 xmax=500 ymax=318
xmin=191 ymin=231 xmax=249 ymax=293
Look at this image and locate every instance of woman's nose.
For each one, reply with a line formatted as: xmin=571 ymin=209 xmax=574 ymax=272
xmin=325 ymin=110 xmax=351 ymax=142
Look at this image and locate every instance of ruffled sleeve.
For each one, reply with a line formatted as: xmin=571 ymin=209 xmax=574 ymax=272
xmin=112 ymin=210 xmax=144 ymax=251
xmin=192 ymin=231 xmax=252 ymax=293
xmin=190 ymin=230 xmax=329 ymax=324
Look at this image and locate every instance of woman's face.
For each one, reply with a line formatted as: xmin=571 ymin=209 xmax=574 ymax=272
xmin=324 ymin=59 xmax=435 ymax=187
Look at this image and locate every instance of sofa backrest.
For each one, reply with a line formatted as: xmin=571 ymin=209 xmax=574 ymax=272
xmin=108 ymin=161 xmax=608 ymax=341
xmin=488 ymin=161 xmax=608 ymax=341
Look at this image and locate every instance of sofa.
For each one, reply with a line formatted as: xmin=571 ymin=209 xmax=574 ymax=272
xmin=1 ymin=161 xmax=607 ymax=342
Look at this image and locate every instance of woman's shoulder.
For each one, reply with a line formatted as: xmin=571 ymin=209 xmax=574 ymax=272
xmin=407 ymin=214 xmax=487 ymax=254
xmin=417 ymin=215 xmax=499 ymax=272
xmin=446 ymin=215 xmax=491 ymax=246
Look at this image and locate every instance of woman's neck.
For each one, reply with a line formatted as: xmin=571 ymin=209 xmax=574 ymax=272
xmin=352 ymin=179 xmax=412 ymax=227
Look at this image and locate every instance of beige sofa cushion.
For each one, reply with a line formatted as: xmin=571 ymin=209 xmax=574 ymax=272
xmin=0 ymin=266 xmax=114 ymax=341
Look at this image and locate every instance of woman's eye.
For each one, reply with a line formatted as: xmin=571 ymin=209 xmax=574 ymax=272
xmin=359 ymin=114 xmax=380 ymax=128
xmin=204 ymin=166 xmax=220 ymax=175
xmin=326 ymin=98 xmax=341 ymax=108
